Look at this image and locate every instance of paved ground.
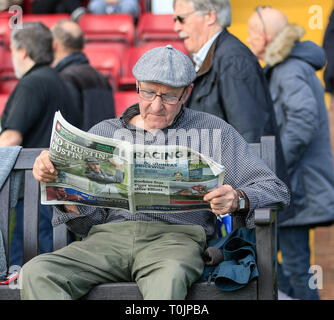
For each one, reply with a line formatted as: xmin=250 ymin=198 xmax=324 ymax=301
xmin=314 ymin=225 xmax=334 ymax=300
xmin=314 ymin=107 xmax=334 ymax=300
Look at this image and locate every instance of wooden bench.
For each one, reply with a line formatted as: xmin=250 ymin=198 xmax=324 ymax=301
xmin=0 ymin=136 xmax=278 ymax=300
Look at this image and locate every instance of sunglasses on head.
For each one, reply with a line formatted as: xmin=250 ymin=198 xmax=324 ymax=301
xmin=255 ymin=5 xmax=271 ymax=39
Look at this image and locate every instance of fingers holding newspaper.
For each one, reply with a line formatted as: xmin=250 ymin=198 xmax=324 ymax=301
xmin=33 ymin=150 xmax=80 ymax=214
xmin=32 ymin=150 xmax=58 ymax=182
xmin=203 ymin=185 xmax=239 ymax=215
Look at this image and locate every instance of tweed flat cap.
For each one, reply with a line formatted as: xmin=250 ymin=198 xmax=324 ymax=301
xmin=85 ymin=157 xmax=99 ymax=164
xmin=132 ymin=45 xmax=196 ymax=88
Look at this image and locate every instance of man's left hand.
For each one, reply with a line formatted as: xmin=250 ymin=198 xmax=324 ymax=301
xmin=203 ymin=185 xmax=239 ymax=215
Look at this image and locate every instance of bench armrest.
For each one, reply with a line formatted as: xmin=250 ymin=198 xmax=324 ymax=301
xmin=255 ymin=207 xmax=277 ymax=225
xmin=254 ymin=208 xmax=278 ymax=300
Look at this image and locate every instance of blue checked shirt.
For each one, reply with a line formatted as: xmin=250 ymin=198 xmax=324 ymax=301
xmin=52 ymin=104 xmax=290 ymax=238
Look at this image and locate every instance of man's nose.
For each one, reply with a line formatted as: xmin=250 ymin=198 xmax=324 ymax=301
xmin=174 ymin=20 xmax=181 ymax=33
xmin=151 ymin=95 xmax=164 ymax=111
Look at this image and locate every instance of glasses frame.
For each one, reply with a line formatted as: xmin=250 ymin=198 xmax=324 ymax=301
xmin=173 ymin=10 xmax=196 ymax=24
xmin=137 ymin=85 xmax=187 ymax=105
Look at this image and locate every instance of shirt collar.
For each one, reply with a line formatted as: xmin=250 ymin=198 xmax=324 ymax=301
xmin=192 ymin=30 xmax=222 ymax=72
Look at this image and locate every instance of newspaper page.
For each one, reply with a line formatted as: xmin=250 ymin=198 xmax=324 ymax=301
xmin=41 ymin=111 xmax=132 ymax=211
xmin=41 ymin=112 xmax=225 ymax=213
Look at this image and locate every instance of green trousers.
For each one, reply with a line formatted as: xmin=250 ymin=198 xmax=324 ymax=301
xmin=20 ymin=221 xmax=207 ymax=300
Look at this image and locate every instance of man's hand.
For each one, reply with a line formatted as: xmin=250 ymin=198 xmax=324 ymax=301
xmin=203 ymin=185 xmax=239 ymax=216
xmin=33 ymin=150 xmax=80 ymax=215
xmin=33 ymin=150 xmax=58 ymax=182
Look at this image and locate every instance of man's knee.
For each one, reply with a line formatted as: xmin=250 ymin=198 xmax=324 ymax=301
xmin=21 ymin=255 xmax=48 ymax=283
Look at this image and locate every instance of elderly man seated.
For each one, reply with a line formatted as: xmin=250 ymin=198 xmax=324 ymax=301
xmin=21 ymin=45 xmax=290 ymax=300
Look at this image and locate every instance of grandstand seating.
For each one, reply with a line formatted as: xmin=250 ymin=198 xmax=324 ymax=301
xmin=136 ymin=13 xmax=179 ymax=44
xmin=0 ymin=47 xmax=15 ymax=80
xmin=2 ymin=13 xmax=70 ymax=46
xmin=0 ymin=93 xmax=9 ymax=115
xmin=114 ymin=90 xmax=138 ymax=116
xmin=79 ymin=14 xmax=135 ymax=46
xmin=83 ymin=46 xmax=121 ymax=91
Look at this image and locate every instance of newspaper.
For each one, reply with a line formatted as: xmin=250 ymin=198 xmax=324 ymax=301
xmin=41 ymin=111 xmax=225 ymax=213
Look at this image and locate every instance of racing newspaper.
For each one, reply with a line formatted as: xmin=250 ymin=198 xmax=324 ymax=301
xmin=41 ymin=111 xmax=225 ymax=213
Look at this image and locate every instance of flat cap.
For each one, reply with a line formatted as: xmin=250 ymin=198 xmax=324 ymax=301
xmin=132 ymin=45 xmax=196 ymax=88
xmin=85 ymin=157 xmax=99 ymax=164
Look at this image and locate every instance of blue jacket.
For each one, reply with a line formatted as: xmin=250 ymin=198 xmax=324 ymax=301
xmin=323 ymin=10 xmax=334 ymax=93
xmin=265 ymin=25 xmax=334 ymax=227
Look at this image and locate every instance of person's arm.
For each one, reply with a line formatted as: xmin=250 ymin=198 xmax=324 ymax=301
xmin=210 ymin=124 xmax=290 ymax=227
xmin=278 ymin=74 xmax=319 ymax=169
xmin=0 ymin=129 xmax=23 ymax=147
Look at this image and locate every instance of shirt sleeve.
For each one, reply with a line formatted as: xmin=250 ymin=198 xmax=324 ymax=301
xmin=2 ymin=83 xmax=43 ymax=135
xmin=216 ymin=125 xmax=291 ymax=227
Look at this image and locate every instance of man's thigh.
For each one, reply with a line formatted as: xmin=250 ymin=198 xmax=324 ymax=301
xmin=132 ymin=224 xmax=207 ymax=299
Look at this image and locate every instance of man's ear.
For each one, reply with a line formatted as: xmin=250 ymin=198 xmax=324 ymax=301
xmin=205 ymin=9 xmax=218 ymax=26
xmin=19 ymin=47 xmax=28 ymax=60
xmin=52 ymin=38 xmax=58 ymax=52
xmin=183 ymin=84 xmax=194 ymax=102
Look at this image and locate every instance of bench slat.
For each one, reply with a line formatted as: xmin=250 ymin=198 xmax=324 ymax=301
xmin=23 ymin=170 xmax=39 ymax=264
xmin=0 ymin=177 xmax=10 ymax=263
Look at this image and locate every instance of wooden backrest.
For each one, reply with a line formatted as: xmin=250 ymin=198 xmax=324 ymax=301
xmin=0 ymin=136 xmax=276 ymax=266
xmin=232 ymin=136 xmax=276 ymax=229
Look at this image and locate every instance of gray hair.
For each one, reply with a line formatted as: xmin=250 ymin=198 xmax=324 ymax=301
xmin=11 ymin=22 xmax=53 ymax=64
xmin=173 ymin=0 xmax=231 ymax=28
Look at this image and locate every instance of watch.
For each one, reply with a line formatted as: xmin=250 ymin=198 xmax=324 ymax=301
xmin=238 ymin=194 xmax=246 ymax=211
xmin=236 ymin=189 xmax=248 ymax=213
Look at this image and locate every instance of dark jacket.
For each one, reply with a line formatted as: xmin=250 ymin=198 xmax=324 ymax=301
xmin=1 ymin=64 xmax=79 ymax=148
xmin=185 ymin=29 xmax=293 ymax=225
xmin=186 ymin=29 xmax=278 ymax=143
xmin=54 ymin=52 xmax=116 ymax=131
xmin=265 ymin=25 xmax=334 ymax=227
xmin=323 ymin=9 xmax=334 ymax=93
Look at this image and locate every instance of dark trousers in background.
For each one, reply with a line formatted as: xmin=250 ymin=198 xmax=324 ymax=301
xmin=9 ymin=199 xmax=54 ymax=267
xmin=32 ymin=0 xmax=82 ymax=14
xmin=278 ymin=226 xmax=320 ymax=300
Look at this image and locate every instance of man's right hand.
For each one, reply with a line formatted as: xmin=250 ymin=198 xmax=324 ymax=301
xmin=32 ymin=150 xmax=58 ymax=182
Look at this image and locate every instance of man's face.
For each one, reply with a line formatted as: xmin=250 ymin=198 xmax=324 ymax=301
xmin=137 ymin=82 xmax=187 ymax=131
xmin=57 ymin=188 xmax=67 ymax=198
xmin=89 ymin=163 xmax=101 ymax=173
xmin=173 ymin=0 xmax=209 ymax=54
xmin=10 ymin=43 xmax=25 ymax=79
xmin=247 ymin=18 xmax=266 ymax=59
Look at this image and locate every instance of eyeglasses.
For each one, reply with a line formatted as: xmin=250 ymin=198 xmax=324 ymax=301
xmin=137 ymin=86 xmax=186 ymax=105
xmin=173 ymin=10 xmax=196 ymax=24
xmin=255 ymin=6 xmax=271 ymax=39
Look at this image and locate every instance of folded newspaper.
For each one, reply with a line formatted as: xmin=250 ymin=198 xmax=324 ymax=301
xmin=41 ymin=111 xmax=225 ymax=213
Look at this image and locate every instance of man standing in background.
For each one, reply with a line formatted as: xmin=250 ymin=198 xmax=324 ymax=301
xmin=248 ymin=7 xmax=334 ymax=300
xmin=173 ymin=0 xmax=294 ymax=225
xmin=52 ymin=18 xmax=116 ymax=131
xmin=0 ymin=22 xmax=77 ymax=266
